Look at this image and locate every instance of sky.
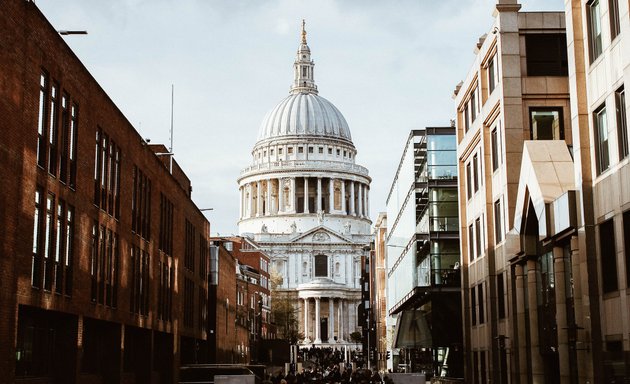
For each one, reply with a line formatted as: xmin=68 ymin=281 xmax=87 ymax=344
xmin=36 ymin=0 xmax=564 ymax=235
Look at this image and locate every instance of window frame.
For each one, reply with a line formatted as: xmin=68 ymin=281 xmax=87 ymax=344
xmin=615 ymin=86 xmax=628 ymax=160
xmin=587 ymin=0 xmax=603 ymax=62
xmin=529 ymin=106 xmax=565 ymax=140
xmin=594 ymin=103 xmax=610 ymax=175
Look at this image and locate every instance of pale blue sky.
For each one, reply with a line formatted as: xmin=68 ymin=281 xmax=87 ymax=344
xmin=36 ymin=0 xmax=564 ymax=234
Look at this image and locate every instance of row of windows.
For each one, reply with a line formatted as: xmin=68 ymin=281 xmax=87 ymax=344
xmin=37 ymin=72 xmax=78 ymax=188
xmin=94 ymin=128 xmax=121 ymax=218
xmin=599 ymin=211 xmax=630 ymax=294
xmin=131 ymin=166 xmax=151 ymax=240
xmin=466 ymin=151 xmax=482 ymax=200
xmin=587 ymin=0 xmax=621 ymax=63
xmin=468 ymin=216 xmax=484 ymax=262
xmin=157 ymin=258 xmax=174 ymax=322
xmin=255 ymin=145 xmax=353 ymax=160
xmin=90 ymin=223 xmax=119 ymax=308
xmin=594 ymin=86 xmax=628 ymax=175
xmin=32 ymin=187 xmax=74 ymax=295
xmin=130 ymin=245 xmax=150 ymax=316
xmin=159 ymin=193 xmax=174 ymax=255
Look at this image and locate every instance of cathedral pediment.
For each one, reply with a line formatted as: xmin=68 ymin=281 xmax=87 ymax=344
xmin=289 ymin=225 xmax=354 ymax=244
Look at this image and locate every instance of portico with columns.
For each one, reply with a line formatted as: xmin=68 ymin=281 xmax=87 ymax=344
xmin=237 ymin=21 xmax=371 ymax=350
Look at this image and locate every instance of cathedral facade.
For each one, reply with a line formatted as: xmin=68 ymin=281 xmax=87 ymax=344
xmin=237 ymin=24 xmax=372 ymax=347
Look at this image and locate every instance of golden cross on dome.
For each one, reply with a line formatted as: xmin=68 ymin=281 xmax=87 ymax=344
xmin=301 ymin=19 xmax=307 ymax=44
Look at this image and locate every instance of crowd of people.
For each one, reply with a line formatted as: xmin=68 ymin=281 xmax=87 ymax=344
xmin=263 ymin=365 xmax=394 ymax=384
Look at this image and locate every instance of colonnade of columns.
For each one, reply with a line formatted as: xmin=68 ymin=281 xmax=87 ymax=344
xmin=510 ymin=236 xmax=584 ymax=383
xmin=301 ymin=297 xmax=355 ymax=344
xmin=239 ymin=177 xmax=370 ymax=220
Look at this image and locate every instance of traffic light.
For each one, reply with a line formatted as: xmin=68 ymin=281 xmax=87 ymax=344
xmin=369 ymin=349 xmax=375 ymax=361
xmin=386 ymin=351 xmax=391 ymax=360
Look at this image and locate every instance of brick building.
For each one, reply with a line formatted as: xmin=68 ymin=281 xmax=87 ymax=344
xmin=1 ymin=1 xmax=210 ymax=382
xmin=210 ymin=237 xmax=274 ymax=364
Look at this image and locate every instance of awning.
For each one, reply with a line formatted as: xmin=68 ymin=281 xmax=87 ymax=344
xmin=392 ymin=309 xmax=432 ymax=349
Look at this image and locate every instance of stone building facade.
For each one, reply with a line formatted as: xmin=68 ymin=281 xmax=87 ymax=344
xmin=237 ymin=23 xmax=372 ymax=349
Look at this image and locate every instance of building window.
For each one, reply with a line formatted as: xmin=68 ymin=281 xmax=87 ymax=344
xmin=477 ymin=283 xmax=485 ymax=324
xmin=473 ymin=154 xmax=479 ymax=192
xmin=278 ymin=148 xmax=283 ymax=155
xmin=37 ymin=72 xmax=48 ymax=168
xmin=328 ymin=148 xmax=333 ymax=155
xmin=624 ymin=211 xmax=630 ymax=288
xmin=599 ymin=219 xmax=618 ymax=293
xmin=587 ymin=0 xmax=603 ymax=62
xmin=32 ymin=187 xmax=44 ymax=288
xmin=157 ymin=259 xmax=173 ymax=322
xmin=466 ymin=162 xmax=472 ymax=199
xmin=468 ymin=224 xmax=475 ymax=262
xmin=470 ymin=89 xmax=477 ymax=123
xmin=159 ymin=193 xmax=174 ymax=256
xmin=471 ymin=286 xmax=477 ymax=326
xmin=131 ymin=165 xmax=151 ymax=240
xmin=183 ymin=278 xmax=195 ymax=328
xmin=314 ymin=254 xmax=328 ymax=277
xmin=464 ymin=106 xmax=470 ymax=133
xmin=90 ymin=223 xmax=119 ymax=307
xmin=497 ymin=272 xmax=506 ymax=319
xmin=288 ymin=147 xmax=293 ymax=154
xmin=94 ymin=128 xmax=121 ymax=218
xmin=43 ymin=193 xmax=54 ymax=291
xmin=319 ymin=147 xmax=323 ymax=154
xmin=475 ymin=218 xmax=482 ymax=258
xmin=530 ymin=107 xmax=564 ymax=140
xmin=491 ymin=125 xmax=502 ymax=171
xmin=130 ymin=245 xmax=150 ymax=316
xmin=298 ymin=147 xmax=303 ymax=154
xmin=336 ymin=149 xmax=340 ymax=156
xmin=609 ymin=0 xmax=620 ymax=41
xmin=199 ymin=235 xmax=208 ymax=279
xmin=594 ymin=104 xmax=610 ymax=174
xmin=488 ymin=55 xmax=498 ymax=95
xmin=615 ymin=86 xmax=628 ymax=160
xmin=270 ymin=149 xmax=274 ymax=155
xmin=185 ymin=219 xmax=196 ymax=272
xmin=48 ymin=83 xmax=58 ymax=176
xmin=494 ymin=198 xmax=504 ymax=244
xmin=525 ymin=34 xmax=568 ymax=76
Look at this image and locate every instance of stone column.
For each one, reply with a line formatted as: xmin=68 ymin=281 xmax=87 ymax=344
xmin=358 ymin=183 xmax=363 ymax=217
xmin=277 ymin=178 xmax=284 ymax=213
xmin=328 ymin=178 xmax=334 ymax=213
xmin=515 ymin=264 xmax=527 ymax=384
xmin=290 ymin=177 xmax=296 ymax=213
xmin=329 ymin=299 xmax=335 ymax=342
xmin=304 ymin=298 xmax=310 ymax=342
xmin=341 ymin=180 xmax=346 ymax=214
xmin=527 ymin=259 xmax=543 ymax=382
xmin=553 ymin=246 xmax=571 ymax=384
xmin=317 ymin=177 xmax=322 ymax=212
xmin=304 ymin=177 xmax=309 ymax=213
xmin=365 ymin=186 xmax=369 ymax=218
xmin=247 ymin=183 xmax=254 ymax=218
xmin=256 ymin=181 xmax=262 ymax=217
xmin=338 ymin=299 xmax=345 ymax=341
xmin=266 ymin=180 xmax=272 ymax=216
xmin=350 ymin=182 xmax=356 ymax=215
xmin=315 ymin=297 xmax=321 ymax=343
xmin=239 ymin=187 xmax=243 ymax=219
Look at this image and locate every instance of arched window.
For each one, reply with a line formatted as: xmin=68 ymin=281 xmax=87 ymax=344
xmin=314 ymin=254 xmax=328 ymax=277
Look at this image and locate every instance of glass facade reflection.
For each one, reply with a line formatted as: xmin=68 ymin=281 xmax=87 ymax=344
xmin=386 ymin=128 xmax=462 ymax=378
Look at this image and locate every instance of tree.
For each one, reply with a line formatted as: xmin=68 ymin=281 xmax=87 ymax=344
xmin=270 ymin=271 xmax=303 ymax=343
xmin=350 ymin=331 xmax=363 ymax=343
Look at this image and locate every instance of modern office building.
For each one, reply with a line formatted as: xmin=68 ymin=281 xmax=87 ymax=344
xmin=237 ymin=23 xmax=372 ymax=349
xmin=454 ymin=0 xmax=629 ymax=382
xmin=385 ymin=128 xmax=462 ymax=378
xmin=1 ymin=2 xmax=211 ymax=382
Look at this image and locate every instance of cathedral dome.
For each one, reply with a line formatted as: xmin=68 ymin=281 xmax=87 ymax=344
xmin=256 ymin=92 xmax=352 ymax=143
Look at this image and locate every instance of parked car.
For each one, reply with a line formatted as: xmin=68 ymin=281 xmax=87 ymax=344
xmin=179 ymin=364 xmax=257 ymax=384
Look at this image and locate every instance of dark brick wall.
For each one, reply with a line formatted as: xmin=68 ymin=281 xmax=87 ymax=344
xmin=0 ymin=1 xmax=211 ymax=382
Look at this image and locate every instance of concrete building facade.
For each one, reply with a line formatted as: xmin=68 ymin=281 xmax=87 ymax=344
xmin=455 ymin=0 xmax=630 ymax=382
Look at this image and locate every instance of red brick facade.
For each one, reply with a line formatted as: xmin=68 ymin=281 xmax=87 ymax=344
xmin=0 ymin=1 xmax=211 ymax=382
